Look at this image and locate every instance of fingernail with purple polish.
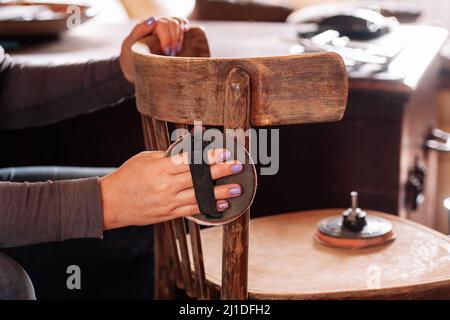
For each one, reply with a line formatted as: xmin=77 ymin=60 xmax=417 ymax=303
xmin=231 ymin=163 xmax=243 ymax=173
xmin=217 ymin=200 xmax=229 ymax=211
xmin=145 ymin=16 xmax=156 ymax=27
xmin=163 ymin=47 xmax=171 ymax=56
xmin=170 ymin=48 xmax=177 ymax=56
xmin=229 ymin=186 xmax=242 ymax=196
xmin=220 ymin=150 xmax=232 ymax=161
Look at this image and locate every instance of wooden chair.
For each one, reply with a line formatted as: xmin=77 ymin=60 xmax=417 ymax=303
xmin=132 ymin=27 xmax=348 ymax=300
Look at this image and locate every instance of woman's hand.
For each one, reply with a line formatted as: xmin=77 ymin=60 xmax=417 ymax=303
xmin=100 ymin=149 xmax=243 ymax=230
xmin=119 ymin=16 xmax=189 ymax=83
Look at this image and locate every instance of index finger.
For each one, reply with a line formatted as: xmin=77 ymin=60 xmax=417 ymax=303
xmin=173 ymin=17 xmax=189 ymax=52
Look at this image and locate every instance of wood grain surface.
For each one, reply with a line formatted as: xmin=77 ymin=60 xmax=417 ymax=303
xmin=196 ymin=209 xmax=450 ymax=300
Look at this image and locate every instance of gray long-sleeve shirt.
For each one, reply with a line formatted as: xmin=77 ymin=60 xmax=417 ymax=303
xmin=0 ymin=46 xmax=135 ymax=248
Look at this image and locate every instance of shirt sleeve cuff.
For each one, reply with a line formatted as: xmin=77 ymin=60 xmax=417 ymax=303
xmin=57 ymin=177 xmax=104 ymax=241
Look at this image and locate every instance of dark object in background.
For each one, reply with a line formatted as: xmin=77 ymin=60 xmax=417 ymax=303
xmin=288 ymin=1 xmax=421 ymax=25
xmin=3 ymin=226 xmax=154 ymax=300
xmin=375 ymin=2 xmax=421 ymax=23
xmin=294 ymin=8 xmax=399 ymax=41
xmin=189 ymin=0 xmax=293 ymax=22
xmin=317 ymin=9 xmax=396 ymax=40
xmin=291 ymin=1 xmax=421 ymax=40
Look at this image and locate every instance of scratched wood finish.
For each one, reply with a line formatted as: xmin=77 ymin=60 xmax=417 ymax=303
xmin=199 ymin=209 xmax=450 ymax=300
xmin=221 ymin=68 xmax=252 ymax=300
xmin=132 ymin=28 xmax=348 ymax=127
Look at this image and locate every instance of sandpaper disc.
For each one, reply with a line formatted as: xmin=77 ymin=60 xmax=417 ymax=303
xmin=166 ymin=131 xmax=257 ymax=226
xmin=316 ymin=215 xmax=395 ymax=249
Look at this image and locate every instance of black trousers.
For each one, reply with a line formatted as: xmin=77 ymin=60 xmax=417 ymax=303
xmin=0 ymin=167 xmax=154 ymax=300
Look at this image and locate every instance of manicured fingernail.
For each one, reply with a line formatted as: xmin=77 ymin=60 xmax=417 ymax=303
xmin=145 ymin=16 xmax=156 ymax=27
xmin=176 ymin=41 xmax=182 ymax=52
xmin=229 ymin=186 xmax=242 ymax=196
xmin=170 ymin=48 xmax=177 ymax=56
xmin=231 ymin=163 xmax=243 ymax=173
xmin=182 ymin=23 xmax=189 ymax=31
xmin=163 ymin=47 xmax=171 ymax=56
xmin=219 ymin=150 xmax=232 ymax=161
xmin=217 ymin=200 xmax=229 ymax=211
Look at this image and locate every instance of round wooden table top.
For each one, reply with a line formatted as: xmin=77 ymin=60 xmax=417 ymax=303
xmin=199 ymin=210 xmax=450 ymax=299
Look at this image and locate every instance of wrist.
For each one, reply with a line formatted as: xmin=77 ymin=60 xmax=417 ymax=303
xmin=99 ymin=175 xmax=121 ymax=230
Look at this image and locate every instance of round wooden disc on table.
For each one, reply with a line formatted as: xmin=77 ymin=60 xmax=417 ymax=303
xmin=197 ymin=209 xmax=450 ymax=299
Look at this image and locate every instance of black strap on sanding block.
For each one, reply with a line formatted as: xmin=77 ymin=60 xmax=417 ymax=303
xmin=188 ymin=133 xmax=222 ymax=219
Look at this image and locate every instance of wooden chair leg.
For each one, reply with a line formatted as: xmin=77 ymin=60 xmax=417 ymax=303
xmin=221 ymin=210 xmax=250 ymax=300
xmin=167 ymin=220 xmax=184 ymax=289
xmin=173 ymin=219 xmax=195 ymax=297
xmin=154 ymin=223 xmax=177 ymax=299
xmin=188 ymin=221 xmax=209 ymax=299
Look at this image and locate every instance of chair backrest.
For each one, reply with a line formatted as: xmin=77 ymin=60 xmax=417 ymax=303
xmin=132 ymin=27 xmax=348 ymax=300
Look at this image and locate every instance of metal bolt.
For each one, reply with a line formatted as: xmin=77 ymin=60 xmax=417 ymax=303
xmin=351 ymin=191 xmax=358 ymax=211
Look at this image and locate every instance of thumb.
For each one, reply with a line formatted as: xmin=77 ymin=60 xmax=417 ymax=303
xmin=128 ymin=16 xmax=158 ymax=43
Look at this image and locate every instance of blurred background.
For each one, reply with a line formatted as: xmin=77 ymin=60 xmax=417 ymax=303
xmin=2 ymin=0 xmax=449 ymax=27
xmin=13 ymin=0 xmax=449 ymax=28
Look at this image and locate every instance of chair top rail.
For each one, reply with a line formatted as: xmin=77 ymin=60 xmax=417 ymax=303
xmin=132 ymin=27 xmax=348 ymax=127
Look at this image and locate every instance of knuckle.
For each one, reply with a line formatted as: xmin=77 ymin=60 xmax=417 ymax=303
xmin=131 ymin=25 xmax=140 ymax=34
xmin=213 ymin=187 xmax=223 ymax=198
xmin=123 ymin=35 xmax=133 ymax=45
xmin=160 ymin=200 xmax=174 ymax=212
xmin=169 ymin=18 xmax=179 ymax=25
xmin=132 ymin=152 xmax=147 ymax=161
xmin=158 ymin=19 xmax=168 ymax=26
xmin=214 ymin=163 xmax=229 ymax=177
xmin=167 ymin=201 xmax=177 ymax=212
xmin=157 ymin=181 xmax=171 ymax=193
xmin=189 ymin=205 xmax=200 ymax=216
xmin=139 ymin=151 xmax=153 ymax=156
